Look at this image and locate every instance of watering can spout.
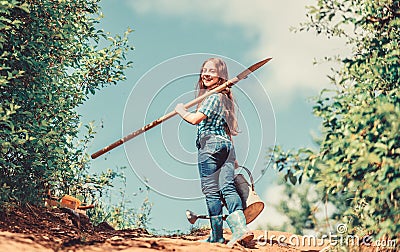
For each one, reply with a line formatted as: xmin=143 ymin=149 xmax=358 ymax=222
xmin=185 ymin=210 xmax=228 ymax=224
xmin=186 ymin=210 xmax=198 ymax=224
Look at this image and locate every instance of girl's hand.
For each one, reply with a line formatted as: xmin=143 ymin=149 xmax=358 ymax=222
xmin=234 ymin=160 xmax=239 ymax=169
xmin=175 ymin=104 xmax=206 ymax=124
xmin=175 ymin=103 xmax=187 ymax=117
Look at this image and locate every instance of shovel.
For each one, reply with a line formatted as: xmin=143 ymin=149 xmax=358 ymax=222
xmin=91 ymin=58 xmax=272 ymax=159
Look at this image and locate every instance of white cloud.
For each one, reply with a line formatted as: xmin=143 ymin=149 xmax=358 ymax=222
xmin=127 ymin=0 xmax=350 ymax=107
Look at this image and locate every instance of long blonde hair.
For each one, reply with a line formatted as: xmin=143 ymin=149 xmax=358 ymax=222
xmin=195 ymin=58 xmax=239 ymax=136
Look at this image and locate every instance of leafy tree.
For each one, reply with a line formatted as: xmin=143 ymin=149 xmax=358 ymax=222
xmin=0 ymin=0 xmax=133 ymax=205
xmin=271 ymin=0 xmax=399 ymax=241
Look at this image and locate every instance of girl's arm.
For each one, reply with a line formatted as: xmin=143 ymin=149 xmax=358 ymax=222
xmin=175 ymin=103 xmax=206 ymax=125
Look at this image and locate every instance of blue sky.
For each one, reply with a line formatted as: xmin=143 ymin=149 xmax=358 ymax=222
xmin=79 ymin=0 xmax=347 ymax=233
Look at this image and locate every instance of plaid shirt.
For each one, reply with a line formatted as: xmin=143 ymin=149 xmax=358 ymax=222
xmin=197 ymin=93 xmax=229 ymax=140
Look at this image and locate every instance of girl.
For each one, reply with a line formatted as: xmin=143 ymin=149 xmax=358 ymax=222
xmin=175 ymin=58 xmax=253 ymax=247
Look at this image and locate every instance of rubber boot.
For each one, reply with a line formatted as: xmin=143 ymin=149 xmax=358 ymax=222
xmin=226 ymin=210 xmax=254 ymax=247
xmin=201 ymin=215 xmax=225 ymax=243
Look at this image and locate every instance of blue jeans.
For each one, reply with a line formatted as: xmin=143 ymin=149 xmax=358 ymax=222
xmin=197 ymin=134 xmax=243 ymax=217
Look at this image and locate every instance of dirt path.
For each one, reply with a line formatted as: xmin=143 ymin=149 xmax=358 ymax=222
xmin=0 ymin=229 xmax=330 ymax=252
xmin=2 ymin=205 xmax=382 ymax=252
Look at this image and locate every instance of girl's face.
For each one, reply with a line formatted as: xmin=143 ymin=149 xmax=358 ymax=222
xmin=201 ymin=61 xmax=219 ymax=88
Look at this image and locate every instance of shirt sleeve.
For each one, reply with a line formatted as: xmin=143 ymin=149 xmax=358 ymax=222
xmin=198 ymin=94 xmax=220 ymax=118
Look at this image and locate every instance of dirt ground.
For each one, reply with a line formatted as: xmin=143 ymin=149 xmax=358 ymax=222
xmin=0 ymin=205 xmax=393 ymax=252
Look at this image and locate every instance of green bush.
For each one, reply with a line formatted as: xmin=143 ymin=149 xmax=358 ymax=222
xmin=0 ymin=0 xmax=133 ymax=205
xmin=85 ymin=167 xmax=153 ymax=230
xmin=271 ymin=0 xmax=399 ymax=241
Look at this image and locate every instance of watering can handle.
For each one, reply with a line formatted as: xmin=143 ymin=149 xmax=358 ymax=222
xmin=237 ymin=166 xmax=255 ymax=191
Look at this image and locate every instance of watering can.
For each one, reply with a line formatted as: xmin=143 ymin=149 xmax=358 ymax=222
xmin=234 ymin=166 xmax=265 ymax=223
xmin=186 ymin=166 xmax=265 ymax=224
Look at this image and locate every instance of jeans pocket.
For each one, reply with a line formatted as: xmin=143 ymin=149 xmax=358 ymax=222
xmin=203 ymin=141 xmax=217 ymax=153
